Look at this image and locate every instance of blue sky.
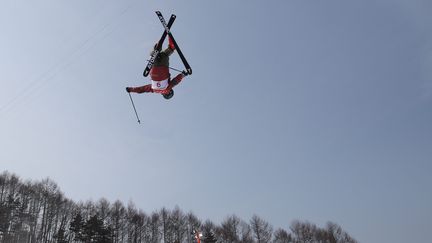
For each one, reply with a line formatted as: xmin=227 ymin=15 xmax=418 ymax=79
xmin=1 ymin=1 xmax=431 ymax=242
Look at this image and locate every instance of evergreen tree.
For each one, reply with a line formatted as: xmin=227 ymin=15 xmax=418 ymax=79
xmin=70 ymin=212 xmax=84 ymax=241
xmin=53 ymin=226 xmax=68 ymax=243
xmin=83 ymin=214 xmax=113 ymax=243
xmin=202 ymin=227 xmax=217 ymax=243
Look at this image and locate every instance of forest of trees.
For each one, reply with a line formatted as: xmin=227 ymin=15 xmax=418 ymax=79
xmin=0 ymin=171 xmax=357 ymax=243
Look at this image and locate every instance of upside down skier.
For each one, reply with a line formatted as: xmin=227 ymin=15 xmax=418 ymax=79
xmin=126 ymin=37 xmax=188 ymax=100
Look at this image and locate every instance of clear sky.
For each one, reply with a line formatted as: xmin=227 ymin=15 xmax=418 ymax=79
xmin=1 ymin=1 xmax=431 ymax=242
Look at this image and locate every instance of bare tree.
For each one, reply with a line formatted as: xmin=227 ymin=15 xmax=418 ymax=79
xmin=160 ymin=207 xmax=171 ymax=243
xmin=186 ymin=211 xmax=201 ymax=243
xmin=250 ymin=215 xmax=273 ymax=243
xmin=126 ymin=201 xmax=149 ymax=243
xmin=110 ymin=200 xmax=126 ymax=243
xmin=134 ymin=210 xmax=147 ymax=242
xmin=0 ymin=172 xmax=21 ymax=242
xmin=96 ymin=198 xmax=111 ymax=223
xmin=36 ymin=178 xmax=63 ymax=242
xmin=239 ymin=220 xmax=254 ymax=243
xmin=273 ymin=228 xmax=293 ymax=243
xmin=289 ymin=220 xmax=359 ymax=243
xmin=218 ymin=214 xmax=241 ymax=243
xmin=202 ymin=220 xmax=217 ymax=243
xmin=324 ymin=222 xmax=358 ymax=243
xmin=148 ymin=211 xmax=161 ymax=243
xmin=290 ymin=220 xmax=318 ymax=243
xmin=170 ymin=206 xmax=187 ymax=243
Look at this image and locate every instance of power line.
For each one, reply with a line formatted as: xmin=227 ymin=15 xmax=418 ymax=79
xmin=0 ymin=2 xmax=136 ymax=119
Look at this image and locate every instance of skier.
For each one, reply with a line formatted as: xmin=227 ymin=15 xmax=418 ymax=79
xmin=126 ymin=37 xmax=188 ymax=99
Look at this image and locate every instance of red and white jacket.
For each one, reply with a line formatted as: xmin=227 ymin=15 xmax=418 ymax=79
xmin=127 ymin=68 xmax=184 ymax=94
xmin=133 ymin=67 xmax=184 ymax=94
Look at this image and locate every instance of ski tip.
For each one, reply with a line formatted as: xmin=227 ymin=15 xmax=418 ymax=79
xmin=143 ymin=70 xmax=149 ymax=77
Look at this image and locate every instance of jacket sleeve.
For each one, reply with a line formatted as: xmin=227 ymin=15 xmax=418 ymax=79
xmin=129 ymin=84 xmax=153 ymax=93
xmin=169 ymin=73 xmax=185 ymax=87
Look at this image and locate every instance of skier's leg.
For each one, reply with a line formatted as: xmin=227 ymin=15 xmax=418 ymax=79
xmin=153 ymin=37 xmax=174 ymax=67
xmin=161 ymin=37 xmax=175 ymax=56
xmin=162 ymin=47 xmax=174 ymax=56
xmin=154 ymin=52 xmax=170 ymax=67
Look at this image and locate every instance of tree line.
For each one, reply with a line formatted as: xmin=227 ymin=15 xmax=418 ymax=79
xmin=0 ymin=171 xmax=357 ymax=243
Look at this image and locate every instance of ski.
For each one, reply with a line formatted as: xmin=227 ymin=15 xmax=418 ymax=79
xmin=143 ymin=13 xmax=176 ymax=77
xmin=155 ymin=12 xmax=192 ymax=75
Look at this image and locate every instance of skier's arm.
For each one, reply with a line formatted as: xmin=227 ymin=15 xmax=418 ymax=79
xmin=127 ymin=84 xmax=154 ymax=93
xmin=168 ymin=72 xmax=186 ymax=88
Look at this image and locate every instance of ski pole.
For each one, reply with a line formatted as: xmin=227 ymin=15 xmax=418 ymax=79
xmin=128 ymin=92 xmax=141 ymax=124
xmin=168 ymin=66 xmax=183 ymax=73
